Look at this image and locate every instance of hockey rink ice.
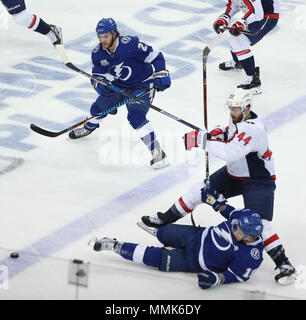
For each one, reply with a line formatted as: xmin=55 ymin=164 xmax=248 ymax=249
xmin=0 ymin=0 xmax=306 ymax=300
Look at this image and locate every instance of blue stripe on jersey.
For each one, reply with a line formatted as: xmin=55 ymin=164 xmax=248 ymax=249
xmin=245 ymin=152 xmax=271 ymax=178
xmin=261 ymin=0 xmax=276 ymax=15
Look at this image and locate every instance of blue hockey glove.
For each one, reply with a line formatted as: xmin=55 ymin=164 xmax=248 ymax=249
xmin=201 ymin=182 xmax=226 ymax=211
xmin=91 ymin=76 xmax=114 ymax=97
xmin=153 ymin=70 xmax=171 ymax=92
xmin=198 ymin=271 xmax=222 ymax=290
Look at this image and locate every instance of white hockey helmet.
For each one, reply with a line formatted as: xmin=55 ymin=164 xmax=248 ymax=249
xmin=225 ymin=88 xmax=253 ymax=110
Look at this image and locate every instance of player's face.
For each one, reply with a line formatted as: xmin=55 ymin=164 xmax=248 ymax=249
xmin=234 ymin=226 xmax=254 ymax=243
xmin=233 ymin=226 xmax=247 ymax=242
xmin=229 ymin=106 xmax=244 ymax=124
xmin=98 ymin=32 xmax=114 ymax=49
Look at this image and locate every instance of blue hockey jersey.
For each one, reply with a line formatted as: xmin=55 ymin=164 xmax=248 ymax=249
xmin=197 ymin=206 xmax=264 ymax=283
xmin=91 ymin=35 xmax=166 ymax=88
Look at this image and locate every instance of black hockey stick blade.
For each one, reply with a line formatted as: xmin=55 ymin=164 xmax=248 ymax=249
xmin=30 ymin=123 xmax=65 ymax=137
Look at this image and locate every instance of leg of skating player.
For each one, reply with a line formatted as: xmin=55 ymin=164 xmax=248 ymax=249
xmin=227 ymin=35 xmax=261 ymax=93
xmin=2 ymin=1 xmax=62 ymax=45
xmin=261 ymin=221 xmax=296 ymax=285
xmin=127 ymin=89 xmax=169 ymax=169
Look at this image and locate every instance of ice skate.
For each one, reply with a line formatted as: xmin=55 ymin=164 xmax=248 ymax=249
xmin=48 ymin=24 xmax=63 ymax=46
xmin=150 ymin=147 xmax=169 ymax=169
xmin=136 ymin=221 xmax=157 ymax=237
xmin=237 ymin=71 xmax=262 ymax=95
xmin=275 ymin=260 xmax=297 ymax=285
xmin=69 ymin=125 xmax=98 ymax=139
xmin=219 ymin=60 xmax=242 ymax=71
xmin=88 ymin=237 xmax=118 ymax=252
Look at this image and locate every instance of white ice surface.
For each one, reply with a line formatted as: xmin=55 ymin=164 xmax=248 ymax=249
xmin=0 ymin=0 xmax=306 ymax=300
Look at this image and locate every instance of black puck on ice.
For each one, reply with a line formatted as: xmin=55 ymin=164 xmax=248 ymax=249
xmin=10 ymin=252 xmax=19 ymax=258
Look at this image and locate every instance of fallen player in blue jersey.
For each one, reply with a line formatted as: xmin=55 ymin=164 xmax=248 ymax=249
xmin=69 ymin=18 xmax=171 ymax=169
xmin=89 ymin=185 xmax=264 ymax=290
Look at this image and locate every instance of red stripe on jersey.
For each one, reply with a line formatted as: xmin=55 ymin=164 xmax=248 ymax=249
xmin=264 ymin=234 xmax=280 ymax=247
xmin=225 ymin=0 xmax=233 ymax=15
xmin=242 ymin=0 xmax=255 ymax=20
xmin=178 ymin=197 xmax=192 ymax=213
xmin=264 ymin=14 xmax=279 ymax=19
xmin=235 ymin=49 xmax=251 ymax=56
xmin=28 ymin=14 xmax=37 ymax=29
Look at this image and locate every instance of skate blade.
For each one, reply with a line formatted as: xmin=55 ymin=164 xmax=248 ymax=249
xmin=137 ymin=221 xmax=157 ymax=237
xmin=151 ymin=158 xmax=170 ymax=170
xmin=276 ymin=273 xmax=298 ymax=285
xmin=88 ymin=236 xmax=98 ymax=247
xmin=250 ymin=87 xmax=262 ymax=95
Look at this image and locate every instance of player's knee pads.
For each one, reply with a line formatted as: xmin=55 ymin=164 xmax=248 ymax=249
xmin=12 ymin=9 xmax=34 ymax=28
xmin=127 ymin=110 xmax=147 ymax=129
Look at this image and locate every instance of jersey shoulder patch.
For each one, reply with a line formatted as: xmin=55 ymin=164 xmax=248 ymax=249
xmin=92 ymin=44 xmax=101 ymax=54
xmin=120 ymin=36 xmax=132 ymax=44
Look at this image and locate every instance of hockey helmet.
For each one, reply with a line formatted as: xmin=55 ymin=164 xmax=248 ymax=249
xmin=232 ymin=209 xmax=263 ymax=239
xmin=96 ymin=18 xmax=117 ymax=35
xmin=225 ymin=88 xmax=253 ymax=110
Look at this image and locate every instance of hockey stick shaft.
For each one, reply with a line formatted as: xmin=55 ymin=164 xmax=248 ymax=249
xmin=55 ymin=45 xmax=201 ymax=131
xmin=202 ymin=33 xmax=229 ymax=181
xmin=30 ymin=89 xmax=151 ymax=138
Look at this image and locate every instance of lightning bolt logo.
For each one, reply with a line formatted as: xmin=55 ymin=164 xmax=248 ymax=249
xmin=111 ymin=62 xmax=132 ymax=81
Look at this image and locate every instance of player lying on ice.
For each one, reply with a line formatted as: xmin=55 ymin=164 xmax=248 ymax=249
xmin=140 ymin=88 xmax=296 ymax=285
xmin=68 ymin=18 xmax=171 ymax=169
xmin=89 ymin=185 xmax=264 ymax=290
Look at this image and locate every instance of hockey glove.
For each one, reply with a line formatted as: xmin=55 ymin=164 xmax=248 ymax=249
xmin=91 ymin=75 xmax=114 ymax=97
xmin=213 ymin=14 xmax=230 ymax=34
xmin=153 ymin=70 xmax=171 ymax=92
xmin=209 ymin=125 xmax=228 ymax=141
xmin=201 ymin=182 xmax=226 ymax=211
xmin=183 ymin=129 xmax=207 ymax=150
xmin=198 ymin=271 xmax=222 ymax=290
xmin=229 ymin=19 xmax=248 ymax=36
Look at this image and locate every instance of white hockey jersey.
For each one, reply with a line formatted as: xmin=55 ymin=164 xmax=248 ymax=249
xmin=225 ymin=0 xmax=280 ymax=24
xmin=206 ymin=112 xmax=275 ymax=179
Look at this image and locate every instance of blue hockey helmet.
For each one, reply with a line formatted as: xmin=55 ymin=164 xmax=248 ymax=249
xmin=96 ymin=18 xmax=117 ymax=35
xmin=233 ymin=210 xmax=263 ymax=238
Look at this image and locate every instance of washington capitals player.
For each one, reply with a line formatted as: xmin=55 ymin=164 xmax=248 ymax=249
xmin=89 ymin=192 xmax=264 ymax=290
xmin=69 ymin=18 xmax=171 ymax=169
xmin=213 ymin=0 xmax=280 ymax=92
xmin=141 ymin=89 xmax=296 ymax=285
xmin=1 ymin=0 xmax=62 ymax=45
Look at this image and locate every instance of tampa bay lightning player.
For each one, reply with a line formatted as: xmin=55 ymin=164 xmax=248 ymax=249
xmin=89 ymin=185 xmax=264 ymax=290
xmin=1 ymin=0 xmax=62 ymax=45
xmin=69 ymin=18 xmax=171 ymax=169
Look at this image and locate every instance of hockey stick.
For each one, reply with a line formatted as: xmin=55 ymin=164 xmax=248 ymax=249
xmin=54 ymin=44 xmax=201 ymax=131
xmin=30 ymin=89 xmax=152 ymax=138
xmin=190 ymin=33 xmax=230 ymax=229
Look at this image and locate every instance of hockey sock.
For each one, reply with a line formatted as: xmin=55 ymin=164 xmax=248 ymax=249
xmin=230 ymin=51 xmax=239 ymax=64
xmin=266 ymin=245 xmax=289 ymax=268
xmin=118 ymin=243 xmax=162 ymax=268
xmin=135 ymin=122 xmax=160 ymax=152
xmin=31 ymin=16 xmax=51 ymax=35
xmin=239 ymin=55 xmax=256 ymax=77
xmin=161 ymin=206 xmax=183 ymax=223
